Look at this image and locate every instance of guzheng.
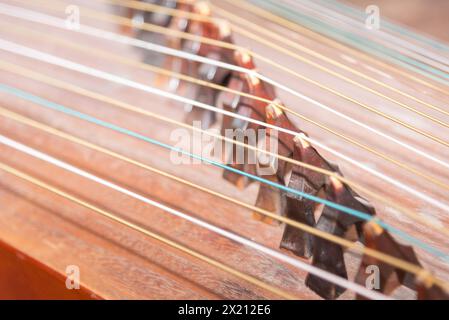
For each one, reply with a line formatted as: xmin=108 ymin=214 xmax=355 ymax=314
xmin=0 ymin=0 xmax=449 ymax=300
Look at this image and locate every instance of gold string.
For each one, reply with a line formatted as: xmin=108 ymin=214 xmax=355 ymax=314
xmin=3 ymin=58 xmax=449 ymax=241
xmin=2 ymin=60 xmax=449 ymax=244
xmin=104 ymin=0 xmax=449 ymax=107
xmin=131 ymin=0 xmax=449 ymax=100
xmin=95 ymin=0 xmax=449 ymax=139
xmin=2 ymin=106 xmax=448 ymax=292
xmin=0 ymin=161 xmax=296 ymax=299
xmin=2 ymin=21 xmax=448 ymax=192
xmin=212 ymin=1 xmax=449 ymax=117
xmin=4 ymin=62 xmax=449 ymax=258
xmin=216 ymin=0 xmax=449 ymax=98
xmin=20 ymin=0 xmax=449 ymax=147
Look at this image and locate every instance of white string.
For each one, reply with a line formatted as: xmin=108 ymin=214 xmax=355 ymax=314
xmin=1 ymin=3 xmax=449 ymax=173
xmin=1 ymin=37 xmax=449 ymax=216
xmin=290 ymin=0 xmax=449 ymax=69
xmin=0 ymin=134 xmax=391 ymax=300
xmin=287 ymin=0 xmax=449 ymax=68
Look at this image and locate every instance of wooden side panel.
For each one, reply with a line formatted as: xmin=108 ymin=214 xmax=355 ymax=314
xmin=0 ymin=239 xmax=97 ymax=299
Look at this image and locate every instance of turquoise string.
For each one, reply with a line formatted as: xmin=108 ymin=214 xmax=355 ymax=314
xmin=248 ymin=0 xmax=449 ymax=87
xmin=316 ymin=0 xmax=449 ymax=53
xmin=1 ymin=83 xmax=447 ymax=262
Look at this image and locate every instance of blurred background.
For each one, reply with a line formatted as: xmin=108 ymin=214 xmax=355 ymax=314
xmin=343 ymin=0 xmax=449 ymax=42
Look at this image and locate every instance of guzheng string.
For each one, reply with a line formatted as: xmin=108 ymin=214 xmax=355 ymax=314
xmin=4 ymin=3 xmax=449 ymax=186
xmin=1 ymin=81 xmax=448 ymax=293
xmin=314 ymin=0 xmax=449 ymax=55
xmin=3 ymin=68 xmax=449 ymax=259
xmin=3 ymin=3 xmax=449 ymax=173
xmin=285 ymin=0 xmax=449 ymax=71
xmin=0 ymin=105 xmax=442 ymax=284
xmin=1 ymin=59 xmax=449 ymax=241
xmin=210 ymin=3 xmax=449 ymax=117
xmin=11 ymin=0 xmax=449 ymax=150
xmin=2 ymin=39 xmax=449 ymax=220
xmin=266 ymin=0 xmax=449 ymax=75
xmin=1 ymin=1 xmax=446 ymax=240
xmin=250 ymin=0 xmax=449 ymax=86
xmin=329 ymin=3 xmax=449 ymax=68
xmin=103 ymin=0 xmax=449 ymax=121
xmin=77 ymin=0 xmax=449 ymax=129
xmin=0 ymin=137 xmax=391 ymax=300
xmin=1 ymin=23 xmax=447 ymax=193
xmin=103 ymin=0 xmax=446 ymax=84
xmin=305 ymin=0 xmax=449 ymax=68
xmin=42 ymin=0 xmax=449 ymax=142
xmin=212 ymin=0 xmax=449 ymax=97
xmin=0 ymin=163 xmax=296 ymax=300
xmin=1 ymin=82 xmax=448 ymax=268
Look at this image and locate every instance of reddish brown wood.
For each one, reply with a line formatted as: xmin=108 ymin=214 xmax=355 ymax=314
xmin=0 ymin=239 xmax=96 ymax=299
